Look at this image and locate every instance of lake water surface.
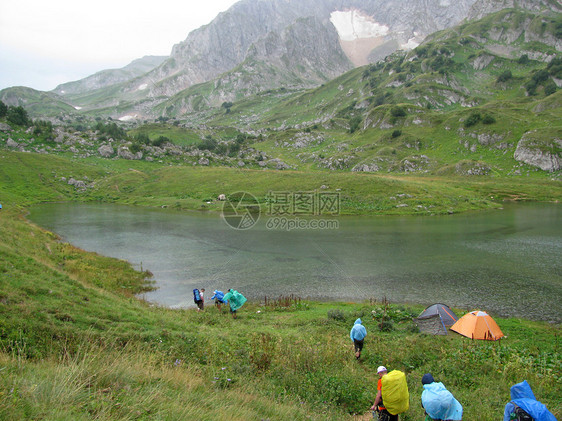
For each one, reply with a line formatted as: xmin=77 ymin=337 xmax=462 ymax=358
xmin=28 ymin=203 xmax=562 ymax=322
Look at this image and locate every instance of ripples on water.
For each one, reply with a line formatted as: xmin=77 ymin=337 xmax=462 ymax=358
xmin=28 ymin=202 xmax=562 ymax=322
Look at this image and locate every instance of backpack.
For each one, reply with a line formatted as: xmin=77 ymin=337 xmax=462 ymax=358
xmin=381 ymin=370 xmax=409 ymax=415
xmin=512 ymin=405 xmax=534 ymax=421
xmin=193 ymin=288 xmax=201 ymax=302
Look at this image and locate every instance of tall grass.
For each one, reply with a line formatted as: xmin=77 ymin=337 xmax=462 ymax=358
xmin=0 ymin=152 xmax=560 ymax=420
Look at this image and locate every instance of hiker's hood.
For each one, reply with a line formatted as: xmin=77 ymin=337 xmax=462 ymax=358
xmin=350 ymin=318 xmax=367 ymax=341
xmin=223 ymin=289 xmax=247 ymax=311
xmin=422 ymin=382 xmax=463 ymax=421
xmin=510 ymin=380 xmax=535 ymax=400
xmin=503 ymin=381 xmax=557 ymax=421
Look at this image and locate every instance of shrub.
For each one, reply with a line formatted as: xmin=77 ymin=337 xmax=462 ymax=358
xmin=378 ymin=320 xmax=394 ymax=332
xmin=525 ymin=79 xmax=538 ymax=96
xmin=464 ymin=112 xmax=481 ymax=127
xmin=532 ymin=69 xmax=550 ymax=83
xmin=349 ymin=116 xmax=362 ymax=134
xmin=482 ymin=114 xmax=496 ymax=124
xmin=136 ymin=133 xmax=150 ymax=145
xmin=152 ymin=136 xmax=169 ymax=147
xmin=391 ymin=106 xmax=406 ymax=117
xmin=7 ymin=106 xmax=30 ymax=127
xmin=199 ymin=137 xmax=216 ymax=151
xmin=129 ymin=142 xmax=142 ymax=154
xmin=327 ymin=309 xmax=346 ymax=322
xmin=518 ymin=54 xmax=530 ymax=64
xmin=544 ymin=80 xmax=557 ymax=96
xmin=392 ymin=130 xmax=402 ymax=138
xmin=0 ymin=100 xmax=7 ymax=117
xmin=496 ymin=70 xmax=512 ymax=83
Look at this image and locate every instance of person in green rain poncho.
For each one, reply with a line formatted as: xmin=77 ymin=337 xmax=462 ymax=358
xmin=222 ymin=289 xmax=247 ymax=318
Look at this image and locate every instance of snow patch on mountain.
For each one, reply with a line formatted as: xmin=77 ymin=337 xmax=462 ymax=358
xmin=401 ymin=34 xmax=421 ymax=50
xmin=330 ymin=10 xmax=389 ymax=41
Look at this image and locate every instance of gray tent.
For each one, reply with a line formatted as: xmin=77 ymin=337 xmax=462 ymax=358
xmin=415 ymin=303 xmax=459 ymax=335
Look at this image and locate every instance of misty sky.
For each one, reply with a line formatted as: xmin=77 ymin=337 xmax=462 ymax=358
xmin=0 ymin=0 xmax=239 ymax=91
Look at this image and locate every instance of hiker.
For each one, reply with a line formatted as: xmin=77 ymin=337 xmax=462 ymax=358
xmin=421 ymin=373 xmax=463 ymax=421
xmin=503 ymin=380 xmax=556 ymax=421
xmin=371 ymin=366 xmax=398 ymax=421
xmin=193 ymin=288 xmax=205 ymax=310
xmin=210 ymin=290 xmax=227 ymax=311
xmin=222 ymin=288 xmax=247 ymax=318
xmin=350 ymin=318 xmax=367 ymax=359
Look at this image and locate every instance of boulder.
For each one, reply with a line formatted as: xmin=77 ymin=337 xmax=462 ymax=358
xmin=514 ymin=131 xmax=562 ymax=172
xmin=117 ymin=146 xmax=142 ymax=160
xmin=6 ymin=138 xmax=19 ymax=148
xmin=0 ymin=123 xmax=12 ymax=132
xmin=352 ymin=163 xmax=380 ymax=172
xmin=67 ymin=178 xmax=87 ymax=189
xmin=98 ymin=144 xmax=114 ymax=158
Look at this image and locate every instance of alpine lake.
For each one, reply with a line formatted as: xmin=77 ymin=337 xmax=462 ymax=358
xmin=28 ymin=202 xmax=562 ymax=322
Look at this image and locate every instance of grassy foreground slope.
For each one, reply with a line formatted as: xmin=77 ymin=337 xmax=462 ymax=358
xmin=0 ymin=203 xmax=561 ymax=420
xmin=0 ymin=151 xmax=561 ymax=420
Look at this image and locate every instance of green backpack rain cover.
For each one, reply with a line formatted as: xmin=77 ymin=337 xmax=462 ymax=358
xmin=381 ymin=370 xmax=409 ymax=415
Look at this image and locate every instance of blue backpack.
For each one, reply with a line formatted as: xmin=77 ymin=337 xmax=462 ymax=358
xmin=193 ymin=288 xmax=201 ymax=302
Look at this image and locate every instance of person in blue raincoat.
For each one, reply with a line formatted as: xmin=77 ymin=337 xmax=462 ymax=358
xmin=350 ymin=318 xmax=367 ymax=360
xmin=503 ymin=380 xmax=556 ymax=421
xmin=421 ymin=373 xmax=463 ymax=421
xmin=210 ymin=290 xmax=227 ymax=311
xmin=222 ymin=289 xmax=247 ymax=318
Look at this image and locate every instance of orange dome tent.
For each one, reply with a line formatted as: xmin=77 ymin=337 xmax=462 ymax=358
xmin=450 ymin=310 xmax=504 ymax=341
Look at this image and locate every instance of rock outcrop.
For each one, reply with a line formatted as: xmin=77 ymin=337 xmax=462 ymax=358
xmin=514 ymin=130 xmax=562 ymax=172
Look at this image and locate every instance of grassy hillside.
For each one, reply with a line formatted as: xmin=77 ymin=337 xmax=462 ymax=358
xmin=1 ymin=151 xmax=561 ymax=217
xmin=0 ymin=199 xmax=560 ymax=420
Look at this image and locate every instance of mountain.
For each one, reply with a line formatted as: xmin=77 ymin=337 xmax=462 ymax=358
xmin=0 ymin=0 xmax=477 ymax=119
xmin=1 ymin=6 xmax=560 ymax=176
xmin=52 ymin=56 xmax=167 ymax=97
xmin=0 ymin=87 xmax=75 ymax=117
xmin=138 ymin=0 xmax=477 ymax=99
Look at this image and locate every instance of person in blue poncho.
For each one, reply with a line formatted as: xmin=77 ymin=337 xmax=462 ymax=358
xmin=350 ymin=318 xmax=367 ymax=360
xmin=421 ymin=373 xmax=463 ymax=421
xmin=222 ymin=289 xmax=247 ymax=318
xmin=210 ymin=290 xmax=227 ymax=311
xmin=503 ymin=380 xmax=557 ymax=421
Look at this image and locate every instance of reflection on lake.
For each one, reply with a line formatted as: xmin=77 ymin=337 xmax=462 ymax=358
xmin=28 ymin=202 xmax=562 ymax=322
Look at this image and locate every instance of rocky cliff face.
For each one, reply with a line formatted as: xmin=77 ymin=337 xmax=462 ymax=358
xmin=125 ymin=0 xmax=477 ymax=101
xmin=466 ymin=0 xmax=562 ymax=20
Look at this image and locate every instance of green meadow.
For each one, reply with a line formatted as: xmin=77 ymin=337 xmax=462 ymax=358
xmin=0 ymin=150 xmax=560 ymax=420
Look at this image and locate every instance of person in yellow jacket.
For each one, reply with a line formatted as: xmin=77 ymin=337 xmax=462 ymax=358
xmin=371 ymin=366 xmax=398 ymax=421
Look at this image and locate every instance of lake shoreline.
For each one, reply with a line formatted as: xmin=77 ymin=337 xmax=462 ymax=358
xmin=28 ymin=201 xmax=562 ymax=323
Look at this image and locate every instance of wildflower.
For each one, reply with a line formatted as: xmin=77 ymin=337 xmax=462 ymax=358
xmin=227 ymin=378 xmax=231 ymax=382
xmin=222 ymin=367 xmax=226 ymax=370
